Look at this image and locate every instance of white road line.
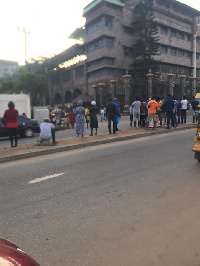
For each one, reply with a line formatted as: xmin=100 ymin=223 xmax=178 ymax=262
xmin=29 ymin=173 xmax=65 ymax=184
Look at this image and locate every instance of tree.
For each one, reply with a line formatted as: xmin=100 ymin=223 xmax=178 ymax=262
xmin=16 ymin=72 xmax=48 ymax=105
xmin=131 ymin=0 xmax=160 ymax=80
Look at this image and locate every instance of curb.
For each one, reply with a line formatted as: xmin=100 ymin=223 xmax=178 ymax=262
xmin=0 ymin=125 xmax=196 ymax=164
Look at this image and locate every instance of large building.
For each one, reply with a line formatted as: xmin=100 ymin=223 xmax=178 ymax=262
xmin=0 ymin=60 xmax=18 ymax=79
xmin=50 ymin=0 xmax=200 ymax=107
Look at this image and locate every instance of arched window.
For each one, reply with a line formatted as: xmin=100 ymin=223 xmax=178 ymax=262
xmin=54 ymin=93 xmax=61 ymax=104
xmin=73 ymin=88 xmax=81 ymax=99
xmin=65 ymin=91 xmax=72 ymax=103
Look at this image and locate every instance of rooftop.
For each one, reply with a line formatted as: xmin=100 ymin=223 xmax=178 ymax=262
xmin=83 ymin=0 xmax=124 ymax=16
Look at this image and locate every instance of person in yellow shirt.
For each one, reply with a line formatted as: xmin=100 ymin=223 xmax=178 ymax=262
xmin=85 ymin=108 xmax=90 ymax=129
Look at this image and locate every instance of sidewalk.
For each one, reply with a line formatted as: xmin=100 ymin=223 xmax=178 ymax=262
xmin=0 ymin=124 xmax=196 ymax=164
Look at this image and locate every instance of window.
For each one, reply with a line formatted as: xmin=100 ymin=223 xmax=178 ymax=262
xmin=106 ymin=68 xmax=115 ymax=75
xmin=105 ymin=38 xmax=114 ymax=47
xmin=75 ymin=66 xmax=84 ymax=79
xmin=87 ymin=38 xmax=103 ymax=52
xmin=161 ymin=45 xmax=168 ymax=53
xmin=160 ymin=26 xmax=168 ymax=35
xmin=106 ymin=58 xmax=114 ymax=65
xmin=170 ymin=29 xmax=177 ymax=38
xmin=105 ymin=17 xmax=113 ymax=28
xmin=197 ymin=53 xmax=200 ymax=60
xmin=124 ymin=47 xmax=133 ymax=57
xmin=87 ymin=19 xmax=103 ymax=34
xmin=186 ymin=34 xmax=192 ymax=42
xmin=178 ymin=31 xmax=184 ymax=40
xmin=197 ymin=37 xmax=200 ymax=43
xmin=123 ymin=26 xmax=134 ymax=35
xmin=187 ymin=51 xmax=192 ymax=58
xmin=63 ymin=70 xmax=71 ymax=82
xmin=170 ymin=48 xmax=177 ymax=56
xmin=178 ymin=50 xmax=184 ymax=57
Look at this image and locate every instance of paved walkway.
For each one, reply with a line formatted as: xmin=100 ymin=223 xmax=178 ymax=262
xmin=0 ymin=124 xmax=196 ymax=164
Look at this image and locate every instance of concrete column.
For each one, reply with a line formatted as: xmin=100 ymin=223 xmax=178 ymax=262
xmin=92 ymin=85 xmax=98 ymax=102
xmin=110 ymin=80 xmax=116 ymax=99
xmin=123 ymin=74 xmax=131 ymax=114
xmin=179 ymin=74 xmax=187 ymax=99
xmin=98 ymin=83 xmax=105 ymax=106
xmin=146 ymin=72 xmax=154 ymax=100
xmin=193 ymin=35 xmax=197 ymax=79
xmin=167 ymin=73 xmax=175 ymax=96
xmin=190 ymin=77 xmax=196 ymax=97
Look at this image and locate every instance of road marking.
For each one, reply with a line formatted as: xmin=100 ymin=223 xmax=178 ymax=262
xmin=29 ymin=173 xmax=65 ymax=184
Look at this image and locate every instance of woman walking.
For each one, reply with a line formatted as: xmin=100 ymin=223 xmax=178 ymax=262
xmin=3 ymin=101 xmax=19 ymax=147
xmin=89 ymin=101 xmax=98 ymax=136
xmin=74 ymin=100 xmax=85 ymax=137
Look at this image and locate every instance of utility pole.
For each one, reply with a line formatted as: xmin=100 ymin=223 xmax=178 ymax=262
xmin=17 ymin=27 xmax=30 ymax=64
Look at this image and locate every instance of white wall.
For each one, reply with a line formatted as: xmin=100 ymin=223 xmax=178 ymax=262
xmin=0 ymin=94 xmax=31 ymax=118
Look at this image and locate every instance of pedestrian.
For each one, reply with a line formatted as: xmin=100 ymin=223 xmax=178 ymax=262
xmin=163 ymin=94 xmax=174 ymax=129
xmin=100 ymin=107 xmax=105 ymax=122
xmin=173 ymin=97 xmax=178 ymax=127
xmin=140 ymin=100 xmax=148 ymax=127
xmin=49 ymin=109 xmax=53 ymax=123
xmin=129 ymin=105 xmax=133 ymax=127
xmin=147 ymin=97 xmax=157 ymax=129
xmin=156 ymin=97 xmax=162 ymax=126
xmin=85 ymin=108 xmax=90 ymax=128
xmin=74 ymin=100 xmax=85 ymax=137
xmin=69 ymin=108 xmax=76 ymax=128
xmin=191 ymin=97 xmax=199 ymax=123
xmin=132 ymin=97 xmax=141 ymax=128
xmin=177 ymin=100 xmax=182 ymax=124
xmin=106 ymin=97 xmax=117 ymax=134
xmin=104 ymin=106 xmax=107 ymax=120
xmin=3 ymin=101 xmax=19 ymax=147
xmin=65 ymin=110 xmax=70 ymax=128
xmin=89 ymin=101 xmax=99 ymax=136
xmin=40 ymin=118 xmax=56 ymax=145
xmin=59 ymin=107 xmax=65 ymax=126
xmin=161 ymin=98 xmax=166 ymax=126
xmin=181 ymin=96 xmax=188 ymax=123
xmin=114 ymin=98 xmax=120 ymax=131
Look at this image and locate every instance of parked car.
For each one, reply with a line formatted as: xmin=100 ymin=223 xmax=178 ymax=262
xmin=0 ymin=238 xmax=39 ymax=265
xmin=0 ymin=115 xmax=40 ymax=138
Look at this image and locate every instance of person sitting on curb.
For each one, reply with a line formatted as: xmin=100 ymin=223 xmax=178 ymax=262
xmin=40 ymin=118 xmax=56 ymax=145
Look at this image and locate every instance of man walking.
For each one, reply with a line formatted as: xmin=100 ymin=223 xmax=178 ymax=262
xmin=106 ymin=98 xmax=117 ymax=134
xmin=181 ymin=96 xmax=188 ymax=123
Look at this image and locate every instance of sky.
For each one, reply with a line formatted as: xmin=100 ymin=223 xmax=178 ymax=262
xmin=0 ymin=0 xmax=200 ymax=65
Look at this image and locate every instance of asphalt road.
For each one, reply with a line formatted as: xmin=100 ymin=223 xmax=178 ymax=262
xmin=0 ymin=128 xmax=199 ymax=266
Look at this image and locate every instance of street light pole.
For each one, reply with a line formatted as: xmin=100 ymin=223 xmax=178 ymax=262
xmin=17 ymin=27 xmax=30 ymax=64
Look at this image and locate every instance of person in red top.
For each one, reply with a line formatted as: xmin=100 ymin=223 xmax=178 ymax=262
xmin=4 ymin=101 xmax=19 ymax=147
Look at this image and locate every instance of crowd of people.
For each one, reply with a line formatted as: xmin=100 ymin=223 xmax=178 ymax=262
xmin=2 ymin=95 xmax=198 ymax=147
xmin=130 ymin=95 xmax=199 ymax=130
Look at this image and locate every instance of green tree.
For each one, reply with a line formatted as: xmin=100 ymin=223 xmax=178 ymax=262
xmin=16 ymin=72 xmax=48 ymax=105
xmin=131 ymin=0 xmax=160 ymax=80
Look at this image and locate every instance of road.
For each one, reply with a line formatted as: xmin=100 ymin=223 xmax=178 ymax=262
xmin=0 ymin=128 xmax=199 ymax=266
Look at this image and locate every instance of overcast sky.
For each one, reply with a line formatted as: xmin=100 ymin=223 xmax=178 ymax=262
xmin=0 ymin=0 xmax=199 ymax=65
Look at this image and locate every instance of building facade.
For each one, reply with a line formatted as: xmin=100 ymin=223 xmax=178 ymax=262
xmin=0 ymin=60 xmax=18 ymax=79
xmin=51 ymin=0 xmax=200 ymax=107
